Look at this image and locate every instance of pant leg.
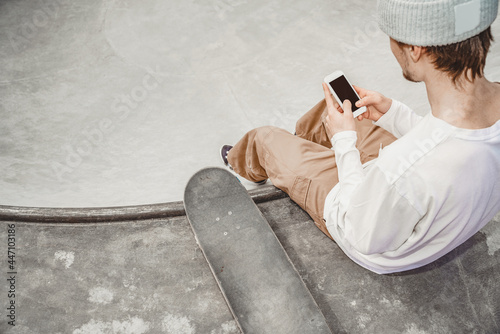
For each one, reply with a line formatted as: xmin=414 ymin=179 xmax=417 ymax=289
xmin=294 ymin=99 xmax=332 ymax=148
xmin=228 ymin=126 xmax=336 ymax=238
xmin=228 ymin=105 xmax=397 ymax=239
xmin=296 ymin=98 xmax=397 ymax=163
xmin=355 ymin=118 xmax=397 ymax=163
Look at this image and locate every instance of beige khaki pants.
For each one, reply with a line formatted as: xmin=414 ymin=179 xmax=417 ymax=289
xmin=228 ymin=99 xmax=396 ymax=239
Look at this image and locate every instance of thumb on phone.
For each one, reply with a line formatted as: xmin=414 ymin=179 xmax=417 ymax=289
xmin=343 ymin=100 xmax=353 ymax=117
xmin=355 ymin=96 xmax=372 ymax=108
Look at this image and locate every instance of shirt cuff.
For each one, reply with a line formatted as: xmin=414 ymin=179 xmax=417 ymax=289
xmin=331 ymin=131 xmax=357 ymax=152
xmin=373 ymin=99 xmax=399 ymax=128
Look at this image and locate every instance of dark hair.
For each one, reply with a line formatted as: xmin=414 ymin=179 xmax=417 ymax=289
xmin=426 ymin=27 xmax=494 ymax=85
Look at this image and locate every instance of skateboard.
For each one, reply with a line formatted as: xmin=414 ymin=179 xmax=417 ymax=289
xmin=184 ymin=167 xmax=332 ymax=334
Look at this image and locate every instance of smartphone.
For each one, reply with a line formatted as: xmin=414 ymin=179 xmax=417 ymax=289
xmin=324 ymin=71 xmax=367 ymax=118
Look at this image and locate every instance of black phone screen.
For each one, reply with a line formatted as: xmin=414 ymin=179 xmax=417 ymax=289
xmin=329 ymin=75 xmax=360 ymax=112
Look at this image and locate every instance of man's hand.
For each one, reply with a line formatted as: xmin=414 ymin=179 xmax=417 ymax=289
xmin=353 ymin=85 xmax=392 ymax=122
xmin=322 ymin=83 xmax=356 ymax=138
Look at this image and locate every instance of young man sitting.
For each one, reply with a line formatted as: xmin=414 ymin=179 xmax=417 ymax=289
xmin=221 ymin=0 xmax=500 ymax=274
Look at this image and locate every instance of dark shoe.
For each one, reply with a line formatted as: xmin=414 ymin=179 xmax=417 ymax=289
xmin=221 ymin=145 xmax=234 ymax=170
xmin=220 ymin=145 xmax=267 ymax=185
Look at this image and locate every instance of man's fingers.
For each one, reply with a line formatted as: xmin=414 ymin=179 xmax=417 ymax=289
xmin=323 ymin=83 xmax=343 ymax=117
xmin=335 ymin=103 xmax=343 ymax=113
xmin=355 ymin=95 xmax=374 ymax=108
xmin=355 ymin=97 xmax=365 ymax=108
xmin=343 ymin=100 xmax=353 ymax=117
xmin=353 ymin=85 xmax=365 ymax=95
xmin=323 ymin=83 xmax=350 ymax=114
xmin=322 ymin=83 xmax=334 ymax=104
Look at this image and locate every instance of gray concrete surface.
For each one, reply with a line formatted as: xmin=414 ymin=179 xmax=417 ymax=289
xmin=0 ymin=217 xmax=239 ymax=334
xmin=1 ymin=0 xmax=499 ymax=207
xmin=1 ymin=1 xmax=500 ymax=333
xmin=1 ymin=197 xmax=499 ymax=333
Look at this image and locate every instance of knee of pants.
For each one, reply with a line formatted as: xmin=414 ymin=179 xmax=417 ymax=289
xmin=255 ymin=125 xmax=279 ymax=134
xmin=254 ymin=126 xmax=281 ymax=145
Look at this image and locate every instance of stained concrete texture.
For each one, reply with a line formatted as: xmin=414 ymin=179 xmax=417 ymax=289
xmin=1 ymin=0 xmax=499 ymax=207
xmin=1 ymin=197 xmax=499 ymax=333
xmin=0 ymin=218 xmax=239 ymax=334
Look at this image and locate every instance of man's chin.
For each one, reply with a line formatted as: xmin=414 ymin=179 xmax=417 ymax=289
xmin=403 ymin=71 xmax=420 ymax=83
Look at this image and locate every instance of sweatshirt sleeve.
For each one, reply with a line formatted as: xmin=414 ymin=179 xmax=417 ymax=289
xmin=325 ymin=166 xmax=422 ymax=256
xmin=326 ymin=115 xmax=423 ymax=256
xmin=374 ymin=100 xmax=423 ymax=138
xmin=330 ymin=130 xmax=364 ymax=210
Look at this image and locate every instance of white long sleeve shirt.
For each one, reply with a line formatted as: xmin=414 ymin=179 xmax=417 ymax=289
xmin=324 ymin=100 xmax=500 ymax=274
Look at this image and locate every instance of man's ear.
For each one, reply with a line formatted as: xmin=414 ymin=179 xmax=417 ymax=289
xmin=408 ymin=45 xmax=424 ymax=63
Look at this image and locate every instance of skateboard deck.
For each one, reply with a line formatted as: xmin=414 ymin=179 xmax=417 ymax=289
xmin=184 ymin=167 xmax=332 ymax=334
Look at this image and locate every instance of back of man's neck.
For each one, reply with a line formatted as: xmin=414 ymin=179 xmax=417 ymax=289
xmin=424 ymin=73 xmax=500 ymax=129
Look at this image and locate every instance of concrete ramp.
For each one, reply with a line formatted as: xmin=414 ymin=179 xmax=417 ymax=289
xmin=0 ymin=187 xmax=499 ymax=333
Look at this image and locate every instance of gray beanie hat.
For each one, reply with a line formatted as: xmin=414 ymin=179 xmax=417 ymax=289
xmin=378 ymin=0 xmax=499 ymax=46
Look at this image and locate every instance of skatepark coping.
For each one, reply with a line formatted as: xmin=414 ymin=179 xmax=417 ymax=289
xmin=0 ymin=185 xmax=287 ymax=223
